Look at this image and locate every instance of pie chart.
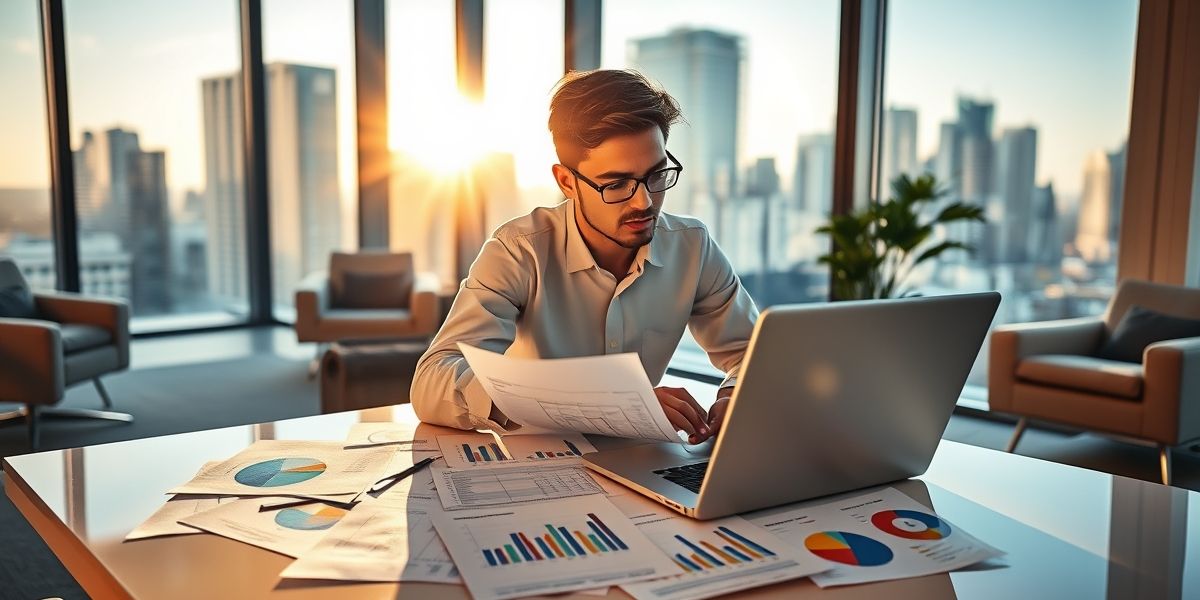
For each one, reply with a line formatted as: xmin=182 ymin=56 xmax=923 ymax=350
xmin=274 ymin=505 xmax=347 ymax=531
xmin=804 ymin=531 xmax=893 ymax=566
xmin=871 ymin=509 xmax=952 ymax=540
xmin=234 ymin=457 xmax=326 ymax=487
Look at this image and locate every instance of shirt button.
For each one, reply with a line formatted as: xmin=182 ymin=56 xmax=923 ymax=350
xmin=609 ymin=341 xmax=618 ymax=349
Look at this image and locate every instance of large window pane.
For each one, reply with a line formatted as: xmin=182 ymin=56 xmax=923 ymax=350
xmin=603 ymin=1 xmax=840 ymax=373
xmin=882 ymin=0 xmax=1138 ymax=396
xmin=0 ymin=1 xmax=56 ymax=291
xmin=263 ymin=0 xmax=358 ymax=321
xmin=64 ymin=0 xmax=247 ymax=332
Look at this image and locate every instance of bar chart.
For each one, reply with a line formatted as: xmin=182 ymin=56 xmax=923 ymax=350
xmin=481 ymin=511 xmax=628 ymax=566
xmin=438 ymin=433 xmax=514 ymax=469
xmin=495 ymin=433 xmax=597 ymax=463
xmin=462 ymin=442 xmax=509 ymax=464
xmin=669 ymin=525 xmax=776 ymax=572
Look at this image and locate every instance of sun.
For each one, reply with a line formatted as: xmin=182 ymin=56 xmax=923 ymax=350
xmin=390 ymin=92 xmax=493 ymax=177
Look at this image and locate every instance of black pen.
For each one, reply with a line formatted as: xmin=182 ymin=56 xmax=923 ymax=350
xmin=257 ymin=455 xmax=438 ymax=512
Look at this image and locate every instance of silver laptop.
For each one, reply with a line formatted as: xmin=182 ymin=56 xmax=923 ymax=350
xmin=583 ymin=292 xmax=1000 ymax=520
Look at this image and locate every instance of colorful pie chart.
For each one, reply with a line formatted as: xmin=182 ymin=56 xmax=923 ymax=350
xmin=234 ymin=457 xmax=326 ymax=487
xmin=274 ymin=505 xmax=346 ymax=531
xmin=871 ymin=509 xmax=952 ymax=540
xmin=804 ymin=531 xmax=893 ymax=566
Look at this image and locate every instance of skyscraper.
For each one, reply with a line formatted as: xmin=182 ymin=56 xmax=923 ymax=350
xmin=994 ymin=126 xmax=1038 ymax=262
xmin=956 ymin=97 xmax=995 ymax=202
xmin=1107 ymin=143 xmax=1127 ymax=244
xmin=881 ymin=107 xmax=918 ymax=197
xmin=793 ymin=133 xmax=833 ymax=214
xmin=73 ymin=127 xmax=171 ymax=313
xmin=630 ymin=28 xmax=741 ymax=224
xmin=265 ymin=63 xmax=342 ymax=307
xmin=1076 ymin=149 xmax=1114 ymax=263
xmin=201 ymin=74 xmax=248 ymax=308
xmin=933 ymin=121 xmax=961 ymax=191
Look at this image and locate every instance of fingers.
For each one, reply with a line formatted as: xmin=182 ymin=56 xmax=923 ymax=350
xmin=656 ymin=388 xmax=709 ymax=443
xmin=659 ymin=387 xmax=708 ymax=423
xmin=706 ymin=398 xmax=730 ymax=434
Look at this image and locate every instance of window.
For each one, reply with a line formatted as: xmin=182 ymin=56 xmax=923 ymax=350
xmin=263 ymin=0 xmax=359 ymax=321
xmin=0 ymin=1 xmax=56 ymax=291
xmin=602 ymin=0 xmax=841 ymax=374
xmin=881 ymin=0 xmax=1139 ymax=396
xmin=63 ymin=0 xmax=248 ymax=332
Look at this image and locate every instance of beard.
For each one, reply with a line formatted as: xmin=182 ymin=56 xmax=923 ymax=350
xmin=578 ymin=200 xmax=657 ymax=249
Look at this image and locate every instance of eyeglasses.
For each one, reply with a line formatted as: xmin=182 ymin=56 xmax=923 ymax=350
xmin=567 ymin=150 xmax=684 ymax=204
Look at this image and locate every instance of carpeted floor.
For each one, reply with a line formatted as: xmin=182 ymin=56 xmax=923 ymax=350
xmin=0 ymin=354 xmax=319 ymax=600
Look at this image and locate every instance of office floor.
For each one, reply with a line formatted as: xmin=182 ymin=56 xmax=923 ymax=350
xmin=0 ymin=325 xmax=1197 ymax=598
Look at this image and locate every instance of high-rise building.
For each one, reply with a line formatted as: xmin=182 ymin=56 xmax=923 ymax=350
xmin=956 ymin=97 xmax=995 ymax=202
xmin=994 ymin=126 xmax=1038 ymax=262
xmin=1076 ymin=149 xmax=1112 ymax=263
xmin=1030 ymin=182 xmax=1060 ymax=265
xmin=72 ymin=127 xmax=171 ymax=313
xmin=201 ymin=74 xmax=248 ymax=308
xmin=933 ymin=121 xmax=961 ymax=190
xmin=265 ymin=63 xmax=342 ymax=307
xmin=881 ymin=107 xmax=918 ymax=197
xmin=630 ymin=28 xmax=741 ymax=224
xmin=745 ymin=157 xmax=779 ymax=197
xmin=1107 ymin=143 xmax=1127 ymax=244
xmin=793 ymin=133 xmax=833 ymax=214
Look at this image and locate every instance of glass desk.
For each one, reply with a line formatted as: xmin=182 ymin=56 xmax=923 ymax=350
xmin=4 ymin=400 xmax=1197 ymax=599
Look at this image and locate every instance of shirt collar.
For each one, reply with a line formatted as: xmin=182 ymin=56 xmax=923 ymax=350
xmin=564 ymin=198 xmax=666 ymax=273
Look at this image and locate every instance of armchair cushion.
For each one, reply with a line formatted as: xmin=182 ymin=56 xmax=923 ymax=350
xmin=1016 ymin=354 xmax=1143 ymax=400
xmin=0 ymin=281 xmax=36 ymax=318
xmin=1097 ymin=305 xmax=1200 ymax=363
xmin=60 ymin=324 xmax=113 ymax=354
xmin=337 ymin=270 xmax=413 ymax=310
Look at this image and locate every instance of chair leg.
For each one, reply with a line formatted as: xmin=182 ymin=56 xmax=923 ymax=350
xmin=1160 ymin=445 xmax=1173 ymax=487
xmin=1005 ymin=417 xmax=1028 ymax=453
xmin=308 ymin=343 xmax=326 ymax=380
xmin=94 ymin=378 xmax=113 ymax=409
xmin=27 ymin=404 xmax=40 ymax=451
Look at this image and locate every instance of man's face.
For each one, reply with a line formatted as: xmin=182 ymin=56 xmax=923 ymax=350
xmin=562 ymin=127 xmax=670 ymax=249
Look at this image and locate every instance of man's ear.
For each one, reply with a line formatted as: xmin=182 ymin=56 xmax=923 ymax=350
xmin=551 ymin=164 xmax=577 ymax=199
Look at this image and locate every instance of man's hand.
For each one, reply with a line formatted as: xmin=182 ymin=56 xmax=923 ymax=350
xmin=654 ymin=387 xmax=711 ymax=444
xmin=706 ymin=388 xmax=734 ymax=436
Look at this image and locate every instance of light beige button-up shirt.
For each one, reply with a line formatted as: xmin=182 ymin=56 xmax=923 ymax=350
xmin=411 ymin=199 xmax=759 ymax=431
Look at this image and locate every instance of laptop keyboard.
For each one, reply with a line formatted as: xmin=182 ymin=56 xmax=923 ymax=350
xmin=654 ymin=461 xmax=710 ymax=493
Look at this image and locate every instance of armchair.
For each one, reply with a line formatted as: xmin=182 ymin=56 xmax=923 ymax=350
xmin=0 ymin=259 xmax=133 ymax=449
xmin=989 ymin=279 xmax=1200 ymax=485
xmin=294 ymin=252 xmax=438 ymax=375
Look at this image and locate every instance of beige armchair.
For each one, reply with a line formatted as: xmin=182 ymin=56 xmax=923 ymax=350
xmin=989 ymin=279 xmax=1200 ymax=485
xmin=0 ymin=259 xmax=133 ymax=449
xmin=294 ymin=252 xmax=438 ymax=374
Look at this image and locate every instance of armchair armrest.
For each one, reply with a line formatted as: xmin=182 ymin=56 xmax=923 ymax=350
xmin=409 ymin=289 xmax=438 ymax=337
xmin=34 ymin=292 xmax=130 ymax=368
xmin=0 ymin=318 xmax=64 ymax=406
xmin=988 ymin=317 xmax=1106 ymax=412
xmin=295 ymin=271 xmax=330 ymax=342
xmin=1142 ymin=336 xmax=1200 ymax=444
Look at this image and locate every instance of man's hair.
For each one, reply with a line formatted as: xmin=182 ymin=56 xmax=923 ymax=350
xmin=548 ymin=69 xmax=682 ymax=167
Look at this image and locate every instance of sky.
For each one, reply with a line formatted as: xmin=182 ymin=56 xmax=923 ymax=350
xmin=0 ymin=0 xmax=1139 ymax=208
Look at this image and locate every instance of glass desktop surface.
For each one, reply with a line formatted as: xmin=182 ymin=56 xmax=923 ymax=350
xmin=5 ymin=401 xmax=1196 ymax=599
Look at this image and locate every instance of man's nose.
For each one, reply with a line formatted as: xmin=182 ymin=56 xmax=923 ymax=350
xmin=627 ymin=182 xmax=653 ymax=210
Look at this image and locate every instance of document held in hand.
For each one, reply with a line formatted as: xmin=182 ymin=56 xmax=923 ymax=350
xmin=459 ymin=344 xmax=682 ymax=442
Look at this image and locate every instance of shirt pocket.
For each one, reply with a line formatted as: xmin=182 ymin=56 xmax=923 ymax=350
xmin=639 ymin=328 xmax=683 ymax=386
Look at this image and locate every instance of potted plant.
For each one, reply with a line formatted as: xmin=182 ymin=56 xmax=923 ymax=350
xmin=816 ymin=173 xmax=986 ymax=300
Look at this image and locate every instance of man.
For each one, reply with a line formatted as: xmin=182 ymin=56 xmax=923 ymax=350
xmin=411 ymin=69 xmax=758 ymax=444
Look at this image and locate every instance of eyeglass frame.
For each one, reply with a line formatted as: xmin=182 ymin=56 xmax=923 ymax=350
xmin=564 ymin=150 xmax=684 ymax=204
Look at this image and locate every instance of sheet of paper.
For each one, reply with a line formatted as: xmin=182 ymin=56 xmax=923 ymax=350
xmin=282 ymin=490 xmax=461 ymax=584
xmin=431 ymin=495 xmax=678 ymax=600
xmin=496 ymin=432 xmax=596 ymax=462
xmin=180 ymin=496 xmax=350 ymax=558
xmin=125 ymin=495 xmax=233 ymax=541
xmin=344 ymin=422 xmax=437 ymax=451
xmin=437 ymin=433 xmax=513 ymax=468
xmin=459 ymin=344 xmax=681 ymax=442
xmin=432 ymin=462 xmax=604 ymax=510
xmin=168 ymin=441 xmax=394 ymax=497
xmin=610 ymin=494 xmax=826 ymax=600
xmin=746 ymin=486 xmax=1004 ymax=587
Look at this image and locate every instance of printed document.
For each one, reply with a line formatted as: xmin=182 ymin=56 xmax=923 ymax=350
xmin=432 ymin=495 xmax=677 ymax=600
xmin=168 ymin=440 xmax=394 ymax=497
xmin=432 ymin=462 xmax=604 ymax=510
xmin=459 ymin=344 xmax=680 ymax=442
xmin=180 ymin=496 xmax=348 ymax=558
xmin=746 ymin=486 xmax=1003 ymax=587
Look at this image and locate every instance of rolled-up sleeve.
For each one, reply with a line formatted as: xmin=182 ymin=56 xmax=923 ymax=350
xmin=688 ymin=229 xmax=759 ymax=390
xmin=411 ymin=235 xmax=529 ymax=431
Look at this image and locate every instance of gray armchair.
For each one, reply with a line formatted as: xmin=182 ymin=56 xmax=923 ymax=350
xmin=989 ymin=279 xmax=1200 ymax=485
xmin=0 ymin=259 xmax=133 ymax=449
xmin=295 ymin=252 xmax=438 ymax=375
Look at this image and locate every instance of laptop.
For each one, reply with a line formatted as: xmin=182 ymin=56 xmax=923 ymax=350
xmin=583 ymin=292 xmax=1000 ymax=520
